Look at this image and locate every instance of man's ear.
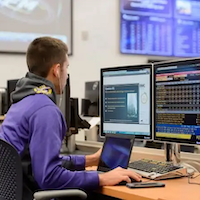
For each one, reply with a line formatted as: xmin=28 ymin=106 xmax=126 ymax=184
xmin=53 ymin=64 xmax=60 ymax=78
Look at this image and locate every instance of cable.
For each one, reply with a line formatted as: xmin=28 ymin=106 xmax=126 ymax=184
xmin=188 ymin=173 xmax=200 ymax=185
xmin=58 ymin=74 xmax=63 ymax=108
xmin=181 ymin=160 xmax=200 ymax=173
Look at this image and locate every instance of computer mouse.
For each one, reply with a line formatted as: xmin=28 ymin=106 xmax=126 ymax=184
xmin=117 ymin=178 xmax=142 ymax=186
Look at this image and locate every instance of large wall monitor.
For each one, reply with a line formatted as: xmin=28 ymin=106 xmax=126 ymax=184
xmin=0 ymin=0 xmax=72 ymax=54
xmin=101 ymin=64 xmax=152 ymax=139
xmin=120 ymin=0 xmax=200 ymax=57
xmin=154 ymin=58 xmax=200 ymax=145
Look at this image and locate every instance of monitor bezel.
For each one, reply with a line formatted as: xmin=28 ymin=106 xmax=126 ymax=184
xmin=100 ymin=64 xmax=153 ymax=140
xmin=154 ymin=57 xmax=200 ymax=145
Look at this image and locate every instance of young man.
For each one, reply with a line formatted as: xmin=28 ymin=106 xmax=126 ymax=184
xmin=0 ymin=37 xmax=141 ymax=192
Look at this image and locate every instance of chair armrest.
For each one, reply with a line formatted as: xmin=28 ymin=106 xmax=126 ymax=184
xmin=34 ymin=189 xmax=87 ymax=200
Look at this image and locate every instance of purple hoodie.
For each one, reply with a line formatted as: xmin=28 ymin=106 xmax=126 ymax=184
xmin=0 ymin=73 xmax=99 ymax=191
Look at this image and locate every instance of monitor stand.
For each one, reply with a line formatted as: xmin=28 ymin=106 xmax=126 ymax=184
xmin=61 ymin=131 xmax=76 ymax=153
xmin=67 ymin=134 xmax=76 ymax=153
xmin=165 ymin=143 xmax=197 ymax=175
xmin=165 ymin=143 xmax=180 ymax=163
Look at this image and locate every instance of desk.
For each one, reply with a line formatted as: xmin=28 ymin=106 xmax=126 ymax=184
xmin=87 ymin=165 xmax=200 ymax=200
xmin=98 ymin=176 xmax=200 ymax=200
xmin=86 ymin=150 xmax=200 ymax=200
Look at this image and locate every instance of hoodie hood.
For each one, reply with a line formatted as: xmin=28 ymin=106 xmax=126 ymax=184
xmin=11 ymin=72 xmax=57 ymax=104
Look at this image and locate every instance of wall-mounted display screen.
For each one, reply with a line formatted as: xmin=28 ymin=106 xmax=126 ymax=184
xmin=120 ymin=0 xmax=200 ymax=57
xmin=0 ymin=0 xmax=72 ymax=54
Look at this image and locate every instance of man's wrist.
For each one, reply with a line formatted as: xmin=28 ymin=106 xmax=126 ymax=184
xmin=98 ymin=174 xmax=105 ymax=186
xmin=85 ymin=154 xmax=98 ymax=167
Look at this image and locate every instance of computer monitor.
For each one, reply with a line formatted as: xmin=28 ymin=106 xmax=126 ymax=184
xmin=57 ymin=75 xmax=71 ymax=131
xmin=97 ymin=133 xmax=135 ymax=172
xmin=58 ymin=76 xmax=78 ymax=134
xmin=101 ymin=64 xmax=152 ymax=139
xmin=7 ymin=79 xmax=19 ymax=110
xmin=81 ymin=81 xmax=99 ymax=117
xmin=71 ymin=98 xmax=90 ymax=132
xmin=59 ymin=75 xmax=90 ymax=136
xmin=70 ymin=98 xmax=79 ymax=134
xmin=154 ymin=58 xmax=200 ymax=145
xmin=0 ymin=88 xmax=7 ymax=115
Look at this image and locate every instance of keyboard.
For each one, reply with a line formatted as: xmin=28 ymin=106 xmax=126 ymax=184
xmin=128 ymin=159 xmax=187 ymax=180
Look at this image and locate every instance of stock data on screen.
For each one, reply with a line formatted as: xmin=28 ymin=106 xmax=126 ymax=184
xmin=155 ymin=63 xmax=200 ymax=144
xmin=120 ymin=0 xmax=200 ymax=57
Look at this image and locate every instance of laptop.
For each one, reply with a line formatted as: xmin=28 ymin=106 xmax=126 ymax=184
xmin=97 ymin=133 xmax=135 ymax=173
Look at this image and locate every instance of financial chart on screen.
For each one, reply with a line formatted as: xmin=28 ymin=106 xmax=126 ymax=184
xmin=0 ymin=0 xmax=72 ymax=54
xmin=120 ymin=0 xmax=200 ymax=57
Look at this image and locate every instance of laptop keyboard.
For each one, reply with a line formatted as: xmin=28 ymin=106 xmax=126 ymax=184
xmin=129 ymin=159 xmax=183 ymax=174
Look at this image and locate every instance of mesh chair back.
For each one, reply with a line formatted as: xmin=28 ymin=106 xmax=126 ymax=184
xmin=0 ymin=139 xmax=22 ymax=200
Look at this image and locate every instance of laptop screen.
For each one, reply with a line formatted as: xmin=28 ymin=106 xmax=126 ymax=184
xmin=97 ymin=134 xmax=134 ymax=172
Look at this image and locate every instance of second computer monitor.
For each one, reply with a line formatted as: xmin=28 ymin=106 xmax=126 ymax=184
xmin=101 ymin=64 xmax=152 ymax=139
xmin=154 ymin=58 xmax=200 ymax=145
xmin=81 ymin=81 xmax=99 ymax=117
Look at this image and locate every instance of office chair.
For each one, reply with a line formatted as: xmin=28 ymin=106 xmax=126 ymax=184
xmin=0 ymin=139 xmax=87 ymax=200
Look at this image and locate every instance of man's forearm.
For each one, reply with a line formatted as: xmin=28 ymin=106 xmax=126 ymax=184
xmin=85 ymin=154 xmax=99 ymax=167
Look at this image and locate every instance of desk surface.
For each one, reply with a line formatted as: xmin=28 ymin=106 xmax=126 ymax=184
xmin=80 ymin=142 xmax=200 ymax=200
xmin=98 ymin=176 xmax=200 ymax=200
xmin=87 ymin=164 xmax=200 ymax=200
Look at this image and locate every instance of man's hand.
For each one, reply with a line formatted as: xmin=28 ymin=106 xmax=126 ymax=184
xmin=85 ymin=148 xmax=102 ymax=167
xmin=99 ymin=167 xmax=142 ymax=186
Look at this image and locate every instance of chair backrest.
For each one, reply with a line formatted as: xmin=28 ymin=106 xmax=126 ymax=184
xmin=0 ymin=139 xmax=22 ymax=200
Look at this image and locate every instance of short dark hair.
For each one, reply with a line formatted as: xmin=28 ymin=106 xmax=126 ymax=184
xmin=26 ymin=37 xmax=68 ymax=77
